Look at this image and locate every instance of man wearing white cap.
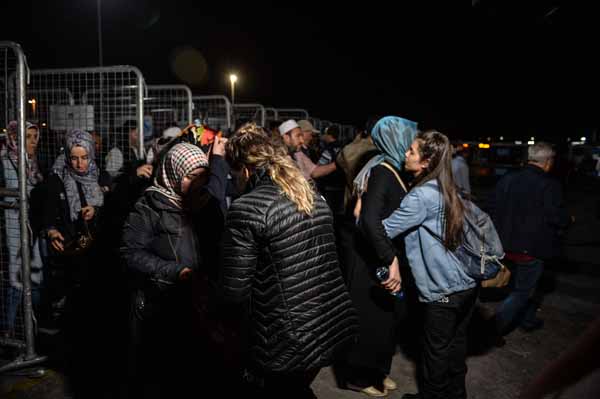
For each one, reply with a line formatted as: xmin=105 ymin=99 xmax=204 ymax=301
xmin=279 ymin=119 xmax=337 ymax=181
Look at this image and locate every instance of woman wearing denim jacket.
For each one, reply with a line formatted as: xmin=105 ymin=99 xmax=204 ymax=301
xmin=383 ymin=131 xmax=477 ymax=399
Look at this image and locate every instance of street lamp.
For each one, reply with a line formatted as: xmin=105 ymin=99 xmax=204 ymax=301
xmin=229 ymin=74 xmax=238 ymax=104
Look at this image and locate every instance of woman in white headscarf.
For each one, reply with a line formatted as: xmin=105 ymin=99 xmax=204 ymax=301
xmin=1 ymin=121 xmax=44 ymax=335
xmin=44 ymin=129 xmax=104 ymax=258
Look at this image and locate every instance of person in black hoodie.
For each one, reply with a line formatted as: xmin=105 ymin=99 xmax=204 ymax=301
xmin=121 ymin=138 xmax=229 ymax=398
xmin=222 ymin=123 xmax=358 ymax=399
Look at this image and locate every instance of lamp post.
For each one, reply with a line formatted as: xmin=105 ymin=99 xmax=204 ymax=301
xmin=229 ymin=74 xmax=238 ymax=105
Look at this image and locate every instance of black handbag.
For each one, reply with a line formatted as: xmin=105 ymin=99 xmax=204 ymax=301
xmin=61 ymin=181 xmax=97 ymax=256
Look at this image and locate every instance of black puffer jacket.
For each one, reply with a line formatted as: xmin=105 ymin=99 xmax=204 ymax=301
xmin=222 ymin=170 xmax=358 ymax=372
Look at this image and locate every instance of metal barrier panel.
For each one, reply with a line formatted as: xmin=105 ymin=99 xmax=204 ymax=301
xmin=28 ymin=66 xmax=145 ymax=175
xmin=1 ymin=41 xmax=46 ymax=372
xmin=233 ymin=103 xmax=266 ymax=127
xmin=308 ymin=117 xmax=322 ymax=132
xmin=145 ymin=85 xmax=192 ymax=139
xmin=275 ymin=108 xmax=309 ymax=121
xmin=264 ymin=107 xmax=278 ymax=124
xmin=192 ymin=95 xmax=232 ymax=133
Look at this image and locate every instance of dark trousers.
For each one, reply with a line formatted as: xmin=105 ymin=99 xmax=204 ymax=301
xmin=495 ymin=258 xmax=544 ymax=335
xmin=421 ymin=287 xmax=477 ymax=399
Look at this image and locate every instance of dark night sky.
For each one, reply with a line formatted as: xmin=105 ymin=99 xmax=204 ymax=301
xmin=2 ymin=1 xmax=600 ymax=141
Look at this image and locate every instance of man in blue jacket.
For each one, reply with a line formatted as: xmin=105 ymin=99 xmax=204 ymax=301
xmin=491 ymin=141 xmax=571 ymax=336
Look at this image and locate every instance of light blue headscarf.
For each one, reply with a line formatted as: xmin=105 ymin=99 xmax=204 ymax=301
xmin=353 ymin=116 xmax=418 ymax=194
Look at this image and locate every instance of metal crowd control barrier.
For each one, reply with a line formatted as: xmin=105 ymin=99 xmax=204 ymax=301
xmin=308 ymin=117 xmax=323 ymax=132
xmin=192 ymin=95 xmax=232 ymax=133
xmin=29 ymin=66 xmax=146 ymax=174
xmin=264 ymin=107 xmax=278 ymax=124
xmin=233 ymin=103 xmax=266 ymax=127
xmin=275 ymin=108 xmax=309 ymax=121
xmin=145 ymin=85 xmax=192 ymax=139
xmin=0 ymin=41 xmax=47 ymax=373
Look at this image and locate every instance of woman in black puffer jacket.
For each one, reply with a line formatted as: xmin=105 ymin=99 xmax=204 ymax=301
xmin=121 ymin=140 xmax=229 ymax=398
xmin=223 ymin=123 xmax=358 ymax=399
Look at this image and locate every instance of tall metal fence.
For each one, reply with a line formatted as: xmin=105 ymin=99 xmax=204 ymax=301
xmin=275 ymin=108 xmax=309 ymax=122
xmin=145 ymin=84 xmax=192 ymax=139
xmin=192 ymin=95 xmax=232 ymax=134
xmin=308 ymin=117 xmax=323 ymax=132
xmin=30 ymin=66 xmax=145 ymax=175
xmin=233 ymin=103 xmax=266 ymax=127
xmin=0 ymin=41 xmax=46 ymax=373
xmin=264 ymin=107 xmax=278 ymax=125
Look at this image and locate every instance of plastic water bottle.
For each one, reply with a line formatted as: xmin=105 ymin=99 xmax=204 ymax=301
xmin=376 ymin=267 xmax=404 ymax=299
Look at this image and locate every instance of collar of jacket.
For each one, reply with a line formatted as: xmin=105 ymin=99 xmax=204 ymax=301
xmin=525 ymin=163 xmax=546 ymax=175
xmin=245 ymin=167 xmax=272 ymax=194
xmin=145 ymin=190 xmax=184 ymax=213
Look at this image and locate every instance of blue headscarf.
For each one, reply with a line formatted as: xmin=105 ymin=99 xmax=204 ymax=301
xmin=353 ymin=116 xmax=418 ymax=194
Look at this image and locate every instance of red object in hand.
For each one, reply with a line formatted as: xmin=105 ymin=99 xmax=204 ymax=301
xmin=199 ymin=126 xmax=222 ymax=146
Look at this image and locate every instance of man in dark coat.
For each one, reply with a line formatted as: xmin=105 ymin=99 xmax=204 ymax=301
xmin=491 ymin=141 xmax=571 ymax=336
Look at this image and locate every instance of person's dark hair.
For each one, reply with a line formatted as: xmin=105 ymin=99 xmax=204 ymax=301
xmin=363 ymin=115 xmax=382 ymax=137
xmin=268 ymin=120 xmax=282 ymax=131
xmin=324 ymin=125 xmax=339 ymax=140
xmin=122 ymin=119 xmax=137 ymax=131
xmin=414 ymin=130 xmax=464 ymax=250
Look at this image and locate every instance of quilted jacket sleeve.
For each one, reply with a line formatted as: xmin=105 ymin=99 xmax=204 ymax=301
xmin=222 ymin=200 xmax=261 ymax=303
xmin=121 ymin=201 xmax=185 ymax=283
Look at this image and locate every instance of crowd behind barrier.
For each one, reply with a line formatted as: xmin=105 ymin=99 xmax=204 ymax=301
xmin=1 ymin=41 xmax=595 ymax=399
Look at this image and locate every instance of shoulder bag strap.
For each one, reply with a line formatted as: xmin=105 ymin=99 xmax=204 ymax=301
xmin=380 ymin=161 xmax=408 ymax=193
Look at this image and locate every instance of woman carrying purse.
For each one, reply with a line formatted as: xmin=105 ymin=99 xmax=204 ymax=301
xmin=41 ymin=129 xmax=104 ymax=383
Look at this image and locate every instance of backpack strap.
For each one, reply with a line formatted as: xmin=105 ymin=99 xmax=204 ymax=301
xmin=380 ymin=162 xmax=408 ymax=193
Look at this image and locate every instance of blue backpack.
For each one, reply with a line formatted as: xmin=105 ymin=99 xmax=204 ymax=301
xmin=453 ymin=199 xmax=505 ymax=281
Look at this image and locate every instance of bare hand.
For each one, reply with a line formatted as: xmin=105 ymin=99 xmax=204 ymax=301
xmin=179 ymin=267 xmax=193 ymax=281
xmin=48 ymin=229 xmax=65 ymax=252
xmin=382 ymin=257 xmax=402 ymax=293
xmin=81 ymin=206 xmax=95 ymax=221
xmin=212 ymin=137 xmax=228 ymax=157
xmin=136 ymin=164 xmax=154 ymax=178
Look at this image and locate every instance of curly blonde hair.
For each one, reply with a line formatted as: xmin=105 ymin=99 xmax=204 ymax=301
xmin=226 ymin=123 xmax=315 ymax=215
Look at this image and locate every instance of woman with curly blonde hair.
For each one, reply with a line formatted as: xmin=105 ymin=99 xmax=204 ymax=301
xmin=222 ymin=123 xmax=358 ymax=398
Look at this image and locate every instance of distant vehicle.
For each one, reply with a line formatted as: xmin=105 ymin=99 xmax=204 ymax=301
xmin=570 ymin=143 xmax=600 ymax=177
xmin=460 ymin=141 xmax=529 ymax=185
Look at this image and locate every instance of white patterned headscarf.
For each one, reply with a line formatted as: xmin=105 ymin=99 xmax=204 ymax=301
xmin=147 ymin=143 xmax=209 ymax=208
xmin=57 ymin=129 xmax=104 ymax=221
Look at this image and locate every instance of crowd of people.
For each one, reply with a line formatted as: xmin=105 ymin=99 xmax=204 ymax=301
xmin=0 ymin=116 xmax=574 ymax=399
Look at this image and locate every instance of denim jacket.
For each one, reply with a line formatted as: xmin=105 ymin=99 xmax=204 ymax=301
xmin=383 ymin=180 xmax=476 ymax=303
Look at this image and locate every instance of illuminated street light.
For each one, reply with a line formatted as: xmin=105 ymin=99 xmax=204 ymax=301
xmin=28 ymin=98 xmax=37 ymax=114
xmin=229 ymin=74 xmax=238 ymax=105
